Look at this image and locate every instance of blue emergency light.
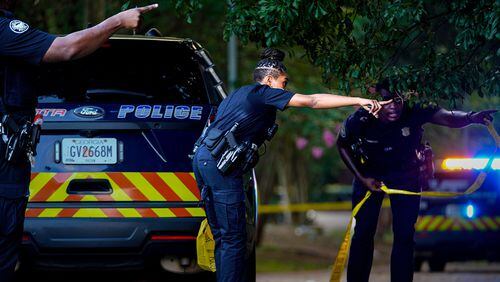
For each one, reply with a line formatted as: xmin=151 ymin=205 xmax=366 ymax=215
xmin=465 ymin=204 xmax=475 ymax=219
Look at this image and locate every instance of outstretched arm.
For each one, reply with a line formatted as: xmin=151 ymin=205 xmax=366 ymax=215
xmin=430 ymin=109 xmax=497 ymax=128
xmin=42 ymin=4 xmax=158 ymax=62
xmin=287 ymin=93 xmax=391 ymax=116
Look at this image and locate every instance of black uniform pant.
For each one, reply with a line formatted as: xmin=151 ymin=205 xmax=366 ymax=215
xmin=192 ymin=145 xmax=247 ymax=282
xmin=347 ymin=178 xmax=420 ymax=282
xmin=0 ymin=196 xmax=27 ymax=282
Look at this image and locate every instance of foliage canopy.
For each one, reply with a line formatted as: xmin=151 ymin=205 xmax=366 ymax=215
xmin=169 ymin=0 xmax=500 ymax=103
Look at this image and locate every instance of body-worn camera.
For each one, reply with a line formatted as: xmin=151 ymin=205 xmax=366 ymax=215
xmin=266 ymin=124 xmax=278 ymax=141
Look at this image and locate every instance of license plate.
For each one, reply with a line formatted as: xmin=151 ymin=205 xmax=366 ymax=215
xmin=62 ymin=138 xmax=117 ymax=164
xmin=445 ymin=204 xmax=461 ymax=217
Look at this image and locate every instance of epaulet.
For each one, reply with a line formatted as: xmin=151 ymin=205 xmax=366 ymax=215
xmin=352 ymin=108 xmax=372 ymax=123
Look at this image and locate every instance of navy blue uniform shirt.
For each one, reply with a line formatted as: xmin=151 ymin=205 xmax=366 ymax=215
xmin=338 ymin=104 xmax=439 ymax=186
xmin=0 ymin=13 xmax=56 ymax=198
xmin=0 ymin=13 xmax=56 ymax=110
xmin=210 ymin=83 xmax=294 ymax=145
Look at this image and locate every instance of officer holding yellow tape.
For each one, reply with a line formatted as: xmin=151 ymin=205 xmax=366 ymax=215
xmin=336 ymin=79 xmax=497 ymax=282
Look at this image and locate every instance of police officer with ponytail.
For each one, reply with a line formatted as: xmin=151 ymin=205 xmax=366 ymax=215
xmin=192 ymin=48 xmax=389 ymax=282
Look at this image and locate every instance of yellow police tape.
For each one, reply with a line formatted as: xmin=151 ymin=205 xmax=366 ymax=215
xmin=258 ymin=200 xmax=391 ymax=213
xmin=329 ymin=121 xmax=499 ymax=282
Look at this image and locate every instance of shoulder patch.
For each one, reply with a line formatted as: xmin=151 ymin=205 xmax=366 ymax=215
xmin=9 ymin=20 xmax=29 ymax=34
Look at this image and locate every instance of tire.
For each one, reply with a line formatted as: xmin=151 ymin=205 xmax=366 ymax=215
xmin=413 ymin=257 xmax=424 ymax=272
xmin=244 ymin=245 xmax=256 ymax=282
xmin=428 ymin=258 xmax=446 ymax=272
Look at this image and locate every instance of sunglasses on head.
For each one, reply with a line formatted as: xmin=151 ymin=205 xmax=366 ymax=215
xmin=380 ymin=91 xmax=404 ymax=104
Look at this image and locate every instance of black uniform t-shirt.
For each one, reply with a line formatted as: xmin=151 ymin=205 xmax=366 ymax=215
xmin=0 ymin=14 xmax=56 ymax=198
xmin=0 ymin=15 xmax=56 ymax=110
xmin=338 ymin=104 xmax=440 ymax=188
xmin=209 ymin=83 xmax=294 ymax=146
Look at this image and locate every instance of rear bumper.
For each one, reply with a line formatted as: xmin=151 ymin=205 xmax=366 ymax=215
xmin=20 ymin=217 xmax=203 ymax=269
xmin=415 ymin=231 xmax=500 ymax=261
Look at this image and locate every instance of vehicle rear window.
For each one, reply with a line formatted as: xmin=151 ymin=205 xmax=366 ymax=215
xmin=37 ymin=39 xmax=208 ymax=104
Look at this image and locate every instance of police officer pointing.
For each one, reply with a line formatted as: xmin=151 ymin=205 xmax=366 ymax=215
xmin=337 ymin=79 xmax=496 ymax=282
xmin=0 ymin=1 xmax=157 ymax=280
xmin=192 ymin=48 xmax=390 ymax=282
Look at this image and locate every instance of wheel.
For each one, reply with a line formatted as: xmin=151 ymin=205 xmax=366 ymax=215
xmin=13 ymin=262 xmax=35 ymax=281
xmin=428 ymin=258 xmax=446 ymax=272
xmin=243 ymin=245 xmax=256 ymax=282
xmin=413 ymin=257 xmax=424 ymax=272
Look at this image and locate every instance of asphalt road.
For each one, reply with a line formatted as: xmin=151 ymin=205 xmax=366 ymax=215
xmin=257 ymin=262 xmax=500 ymax=282
xmin=15 ymin=269 xmax=215 ymax=282
xmin=14 ymin=262 xmax=500 ymax=282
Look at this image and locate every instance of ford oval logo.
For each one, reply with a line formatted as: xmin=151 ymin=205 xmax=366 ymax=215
xmin=73 ymin=106 xmax=105 ymax=118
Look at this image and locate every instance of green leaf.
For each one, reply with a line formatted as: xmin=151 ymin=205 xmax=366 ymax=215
xmin=121 ymin=1 xmax=131 ymax=11
xmin=351 ymin=69 xmax=360 ymax=78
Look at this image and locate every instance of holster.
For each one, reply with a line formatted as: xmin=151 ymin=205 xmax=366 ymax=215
xmin=198 ymin=123 xmax=261 ymax=175
xmin=1 ymin=115 xmax=39 ymax=164
xmin=417 ymin=142 xmax=434 ymax=190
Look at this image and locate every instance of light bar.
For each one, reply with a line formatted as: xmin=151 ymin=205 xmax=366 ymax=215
xmin=442 ymin=158 xmax=499 ymax=170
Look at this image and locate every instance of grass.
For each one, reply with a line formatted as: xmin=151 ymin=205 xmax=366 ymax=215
xmin=256 ymin=245 xmax=332 ymax=273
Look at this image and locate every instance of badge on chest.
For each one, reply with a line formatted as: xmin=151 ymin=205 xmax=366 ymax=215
xmin=401 ymin=127 xmax=410 ymax=137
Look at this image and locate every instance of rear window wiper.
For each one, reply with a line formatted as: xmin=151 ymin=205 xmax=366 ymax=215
xmin=85 ymin=89 xmax=152 ymax=99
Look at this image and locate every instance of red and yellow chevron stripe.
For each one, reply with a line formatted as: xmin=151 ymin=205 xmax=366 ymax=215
xmin=29 ymin=172 xmax=200 ymax=202
xmin=416 ymin=215 xmax=500 ymax=232
xmin=26 ymin=172 xmax=204 ymax=218
xmin=25 ymin=207 xmax=205 ymax=218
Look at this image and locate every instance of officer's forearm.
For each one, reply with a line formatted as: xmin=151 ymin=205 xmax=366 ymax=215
xmin=43 ymin=5 xmax=158 ymax=63
xmin=310 ymin=94 xmax=362 ymax=109
xmin=289 ymin=94 xmax=364 ymax=109
xmin=430 ymin=109 xmax=471 ymax=128
xmin=43 ymin=16 xmax=122 ymax=62
xmin=338 ymin=145 xmax=364 ymax=180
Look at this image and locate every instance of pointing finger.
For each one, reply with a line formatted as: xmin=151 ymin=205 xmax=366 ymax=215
xmin=372 ymin=101 xmax=381 ymax=114
xmin=380 ymin=99 xmax=393 ymax=105
xmin=367 ymin=103 xmax=374 ymax=114
xmin=137 ymin=3 xmax=159 ymax=14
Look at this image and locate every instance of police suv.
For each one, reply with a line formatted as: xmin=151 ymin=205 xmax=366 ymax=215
xmin=414 ymin=155 xmax=499 ymax=271
xmin=19 ymin=35 xmax=258 ymax=278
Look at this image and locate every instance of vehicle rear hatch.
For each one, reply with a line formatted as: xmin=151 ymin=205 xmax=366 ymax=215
xmin=25 ymin=37 xmax=221 ymax=249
